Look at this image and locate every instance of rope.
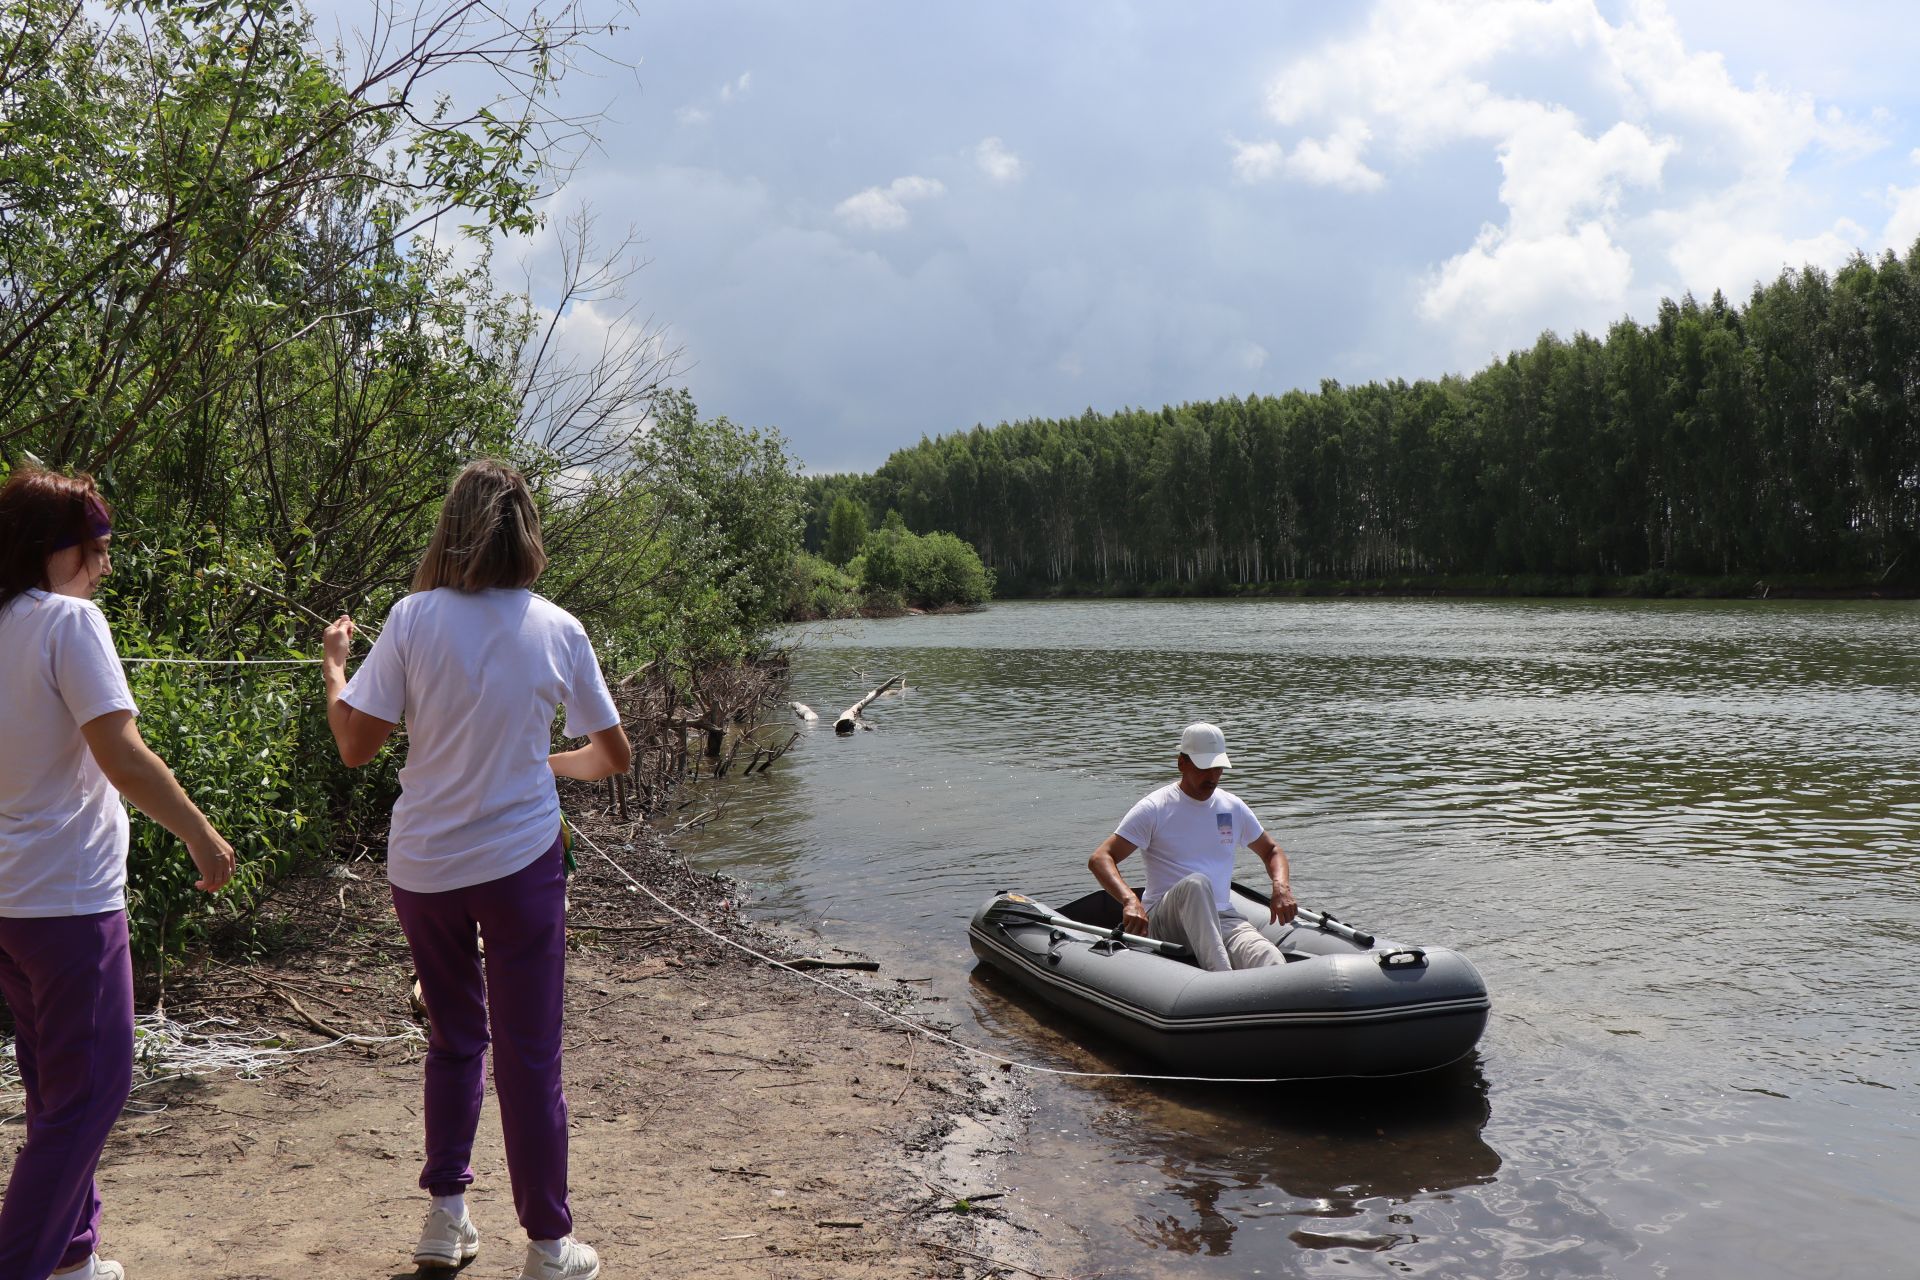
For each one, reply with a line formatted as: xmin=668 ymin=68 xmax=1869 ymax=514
xmin=0 ymin=1012 xmax=424 ymax=1124
xmin=566 ymin=819 xmax=1302 ymax=1084
xmin=19 ymin=604 xmax=1303 ymax=1085
xmin=123 ymin=656 xmax=321 ymax=665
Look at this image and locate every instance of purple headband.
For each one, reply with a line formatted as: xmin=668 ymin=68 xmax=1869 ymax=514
xmin=48 ymin=495 xmax=113 ymax=552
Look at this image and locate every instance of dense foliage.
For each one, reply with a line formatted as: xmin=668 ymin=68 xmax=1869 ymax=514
xmin=856 ymin=526 xmax=995 ymax=609
xmin=823 ymin=497 xmax=868 ymax=567
xmin=784 ymin=551 xmax=863 ymax=620
xmin=810 ymin=254 xmax=1920 ymax=593
xmin=785 ymin=512 xmax=995 ymax=616
xmin=2 ymin=0 xmax=803 ymax=975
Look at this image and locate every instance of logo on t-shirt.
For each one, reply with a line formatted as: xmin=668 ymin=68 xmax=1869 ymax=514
xmin=1216 ymin=811 xmax=1234 ymax=845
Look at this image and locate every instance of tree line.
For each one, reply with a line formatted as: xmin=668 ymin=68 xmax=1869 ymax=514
xmin=809 ymin=248 xmax=1920 ymax=593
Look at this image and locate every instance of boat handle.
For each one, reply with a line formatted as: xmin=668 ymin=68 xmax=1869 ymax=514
xmin=1378 ymin=948 xmax=1427 ymax=969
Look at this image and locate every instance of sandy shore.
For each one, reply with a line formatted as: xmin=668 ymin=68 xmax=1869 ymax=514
xmin=8 ymin=807 xmax=1058 ymax=1279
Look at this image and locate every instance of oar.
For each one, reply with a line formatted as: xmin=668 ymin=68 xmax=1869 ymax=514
xmin=988 ymin=895 xmax=1378 ymax=956
xmin=982 ymin=897 xmax=1194 ymax=959
xmin=1293 ymin=907 xmax=1376 ymax=949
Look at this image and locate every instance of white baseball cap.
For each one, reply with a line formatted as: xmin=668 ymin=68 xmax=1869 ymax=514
xmin=1178 ymin=722 xmax=1231 ymax=770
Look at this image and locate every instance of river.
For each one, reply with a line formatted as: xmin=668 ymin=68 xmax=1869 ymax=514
xmin=672 ymin=598 xmax=1920 ymax=1278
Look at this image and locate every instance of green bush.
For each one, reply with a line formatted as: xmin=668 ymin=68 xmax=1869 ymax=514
xmin=99 ymin=540 xmax=373 ymax=980
xmin=848 ymin=527 xmax=994 ymax=610
xmin=900 ymin=530 xmax=994 ymax=607
xmin=784 ymin=552 xmax=862 ymax=620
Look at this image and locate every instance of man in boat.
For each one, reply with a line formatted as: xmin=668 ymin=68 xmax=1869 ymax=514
xmin=1087 ymin=722 xmax=1297 ymax=971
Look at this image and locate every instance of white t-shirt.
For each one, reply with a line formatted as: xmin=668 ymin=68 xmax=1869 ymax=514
xmin=0 ymin=590 xmax=138 ymax=917
xmin=342 ymin=589 xmax=620 ymax=893
xmin=1115 ymin=782 xmax=1265 ymax=913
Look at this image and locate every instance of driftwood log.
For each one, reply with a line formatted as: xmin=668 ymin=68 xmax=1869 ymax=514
xmin=775 ymin=956 xmax=881 ymax=972
xmin=834 ymin=674 xmax=904 ymax=734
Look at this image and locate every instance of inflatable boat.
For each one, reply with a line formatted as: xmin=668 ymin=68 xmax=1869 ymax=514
xmin=968 ymin=884 xmax=1490 ymax=1078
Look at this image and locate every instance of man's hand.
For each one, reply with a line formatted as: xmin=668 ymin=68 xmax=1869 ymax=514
xmin=1089 ymin=832 xmax=1146 ymax=933
xmin=1249 ymin=832 xmax=1296 ymax=925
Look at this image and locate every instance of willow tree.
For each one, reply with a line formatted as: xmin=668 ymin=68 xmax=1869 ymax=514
xmin=0 ymin=0 xmax=670 ymax=631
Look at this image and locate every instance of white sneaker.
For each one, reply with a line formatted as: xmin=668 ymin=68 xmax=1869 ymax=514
xmin=412 ymin=1204 xmax=480 ymax=1270
xmin=53 ymin=1260 xmax=123 ymax=1280
xmin=519 ymin=1237 xmax=600 ymax=1280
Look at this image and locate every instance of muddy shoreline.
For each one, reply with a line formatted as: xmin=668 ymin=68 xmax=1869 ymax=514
xmin=18 ymin=797 xmax=1061 ymax=1280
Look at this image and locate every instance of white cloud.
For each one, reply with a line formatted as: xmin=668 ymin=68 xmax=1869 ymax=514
xmin=1883 ymin=185 xmax=1920 ymax=255
xmin=1284 ymin=120 xmax=1387 ymax=192
xmin=974 ymin=136 xmax=1026 ymax=184
xmin=1231 ymin=340 xmax=1270 ymax=372
xmin=1230 ymin=140 xmax=1287 ymax=183
xmin=1233 ymin=121 xmax=1383 ymax=191
xmin=1423 ymin=220 xmax=1633 ymax=330
xmin=1242 ymin=0 xmax=1887 ymax=351
xmin=680 ymin=72 xmax=752 ymax=124
xmin=835 ymin=175 xmax=946 ymax=232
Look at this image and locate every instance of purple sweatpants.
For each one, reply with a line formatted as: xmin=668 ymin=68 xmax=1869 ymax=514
xmin=0 ymin=910 xmax=134 ymax=1279
xmin=390 ymin=835 xmax=571 ymax=1239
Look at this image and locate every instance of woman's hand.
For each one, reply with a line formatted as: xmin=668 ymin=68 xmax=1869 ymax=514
xmin=322 ymin=614 xmax=356 ymax=669
xmin=80 ymin=711 xmax=234 ymax=884
xmin=321 ymin=613 xmax=396 ymax=767
xmin=188 ymin=832 xmax=238 ymax=892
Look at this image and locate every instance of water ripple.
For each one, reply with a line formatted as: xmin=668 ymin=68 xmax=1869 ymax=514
xmin=676 ymin=599 xmax=1920 ymax=1280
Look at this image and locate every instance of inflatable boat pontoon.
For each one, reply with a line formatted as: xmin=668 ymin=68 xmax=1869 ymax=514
xmin=968 ymin=884 xmax=1490 ymax=1078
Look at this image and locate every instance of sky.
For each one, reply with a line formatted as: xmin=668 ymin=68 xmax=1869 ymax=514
xmin=318 ymin=0 xmax=1920 ymax=473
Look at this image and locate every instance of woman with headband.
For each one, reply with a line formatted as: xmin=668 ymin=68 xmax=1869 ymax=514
xmin=0 ymin=467 xmax=237 ymax=1280
xmin=321 ymin=460 xmax=630 ymax=1280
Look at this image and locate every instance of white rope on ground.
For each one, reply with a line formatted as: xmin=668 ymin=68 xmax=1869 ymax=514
xmin=566 ymin=818 xmax=1301 ymax=1085
xmin=1 ymin=1012 xmax=424 ymax=1125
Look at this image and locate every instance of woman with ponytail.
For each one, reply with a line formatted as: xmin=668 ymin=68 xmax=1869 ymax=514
xmin=321 ymin=459 xmax=630 ymax=1279
xmin=0 ymin=467 xmax=236 ymax=1280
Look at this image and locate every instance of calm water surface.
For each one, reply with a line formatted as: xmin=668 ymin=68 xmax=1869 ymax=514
xmin=673 ymin=599 xmax=1920 ymax=1278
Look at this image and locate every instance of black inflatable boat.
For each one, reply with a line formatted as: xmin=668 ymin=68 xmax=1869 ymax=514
xmin=968 ymin=884 xmax=1490 ymax=1078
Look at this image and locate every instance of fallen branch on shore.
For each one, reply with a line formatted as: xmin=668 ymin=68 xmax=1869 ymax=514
xmin=210 ymin=960 xmax=356 ymax=1041
xmin=776 ymin=956 xmax=881 ymax=972
xmin=834 ymin=673 xmax=905 ymax=734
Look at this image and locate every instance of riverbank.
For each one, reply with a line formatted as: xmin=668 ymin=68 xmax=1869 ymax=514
xmin=64 ymin=798 xmax=1050 ymax=1280
xmin=997 ymin=570 xmax=1918 ymax=600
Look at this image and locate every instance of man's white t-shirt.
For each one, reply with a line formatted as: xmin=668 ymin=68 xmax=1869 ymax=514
xmin=342 ymin=588 xmax=620 ymax=894
xmin=0 ymin=590 xmax=139 ymax=917
xmin=1115 ymin=782 xmax=1265 ymax=913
